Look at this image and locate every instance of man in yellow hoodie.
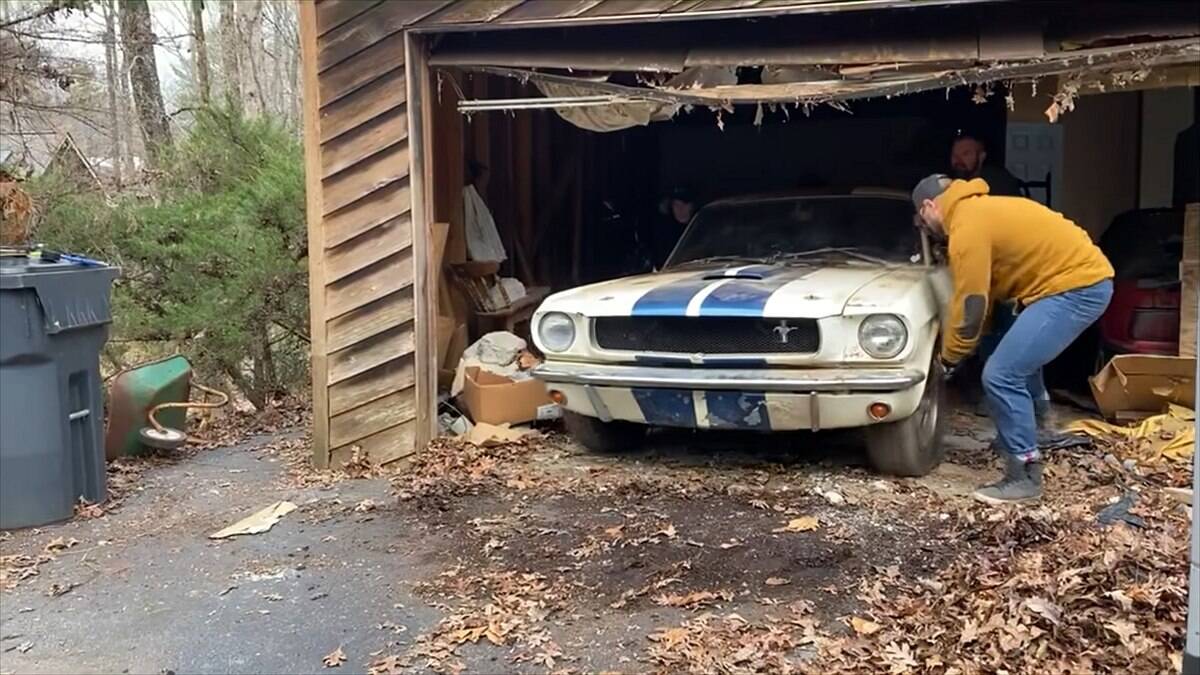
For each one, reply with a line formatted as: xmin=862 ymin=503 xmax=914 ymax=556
xmin=912 ymin=174 xmax=1114 ymax=504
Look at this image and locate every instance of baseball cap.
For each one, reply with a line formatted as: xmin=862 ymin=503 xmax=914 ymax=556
xmin=911 ymin=173 xmax=950 ymax=209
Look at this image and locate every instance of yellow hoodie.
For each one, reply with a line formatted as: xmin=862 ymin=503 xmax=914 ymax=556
xmin=938 ymin=178 xmax=1114 ymax=364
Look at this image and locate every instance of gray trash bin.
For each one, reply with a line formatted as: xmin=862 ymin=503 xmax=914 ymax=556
xmin=0 ymin=255 xmax=119 ymax=529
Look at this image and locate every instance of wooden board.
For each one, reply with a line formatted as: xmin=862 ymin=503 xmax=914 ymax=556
xmin=325 ymin=248 xmax=415 ymax=319
xmin=328 ymin=387 xmax=417 ymax=448
xmin=329 ymin=421 xmax=418 ymax=467
xmin=324 ymin=188 xmax=411 ymax=249
xmin=329 ymin=356 xmax=416 ymax=416
xmin=318 ymin=32 xmax=406 ymax=107
xmin=320 ymin=143 xmax=410 ymax=215
xmin=317 ymin=1 xmax=451 ymax=72
xmin=327 ymin=323 xmax=417 ymax=385
xmin=324 ymin=217 xmax=412 ymax=283
xmin=316 ymin=0 xmax=384 ymax=36
xmin=322 ymin=117 xmax=408 ymax=181
xmin=299 ymin=0 xmax=331 ymax=467
xmin=326 ymin=288 xmax=416 ymax=354
xmin=319 ymin=70 xmax=406 ymax=144
xmin=1182 ymin=203 xmax=1198 ymax=357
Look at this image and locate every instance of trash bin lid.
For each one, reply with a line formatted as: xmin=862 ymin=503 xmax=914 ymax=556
xmin=0 ymin=252 xmax=120 ymax=333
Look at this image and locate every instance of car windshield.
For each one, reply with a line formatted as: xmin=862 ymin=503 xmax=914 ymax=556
xmin=667 ymin=196 xmax=920 ymax=268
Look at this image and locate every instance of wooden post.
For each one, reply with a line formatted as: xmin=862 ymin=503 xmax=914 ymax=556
xmin=1181 ymin=203 xmax=1199 ymax=358
xmin=298 ymin=0 xmax=330 ymax=467
xmin=407 ymin=32 xmax=438 ymax=448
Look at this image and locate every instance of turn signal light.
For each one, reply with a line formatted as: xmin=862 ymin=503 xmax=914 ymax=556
xmin=868 ymin=402 xmax=891 ymax=420
xmin=549 ymin=390 xmax=567 ymax=405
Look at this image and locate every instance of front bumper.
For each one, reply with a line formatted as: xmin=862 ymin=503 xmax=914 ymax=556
xmin=534 ymin=362 xmax=927 ymax=431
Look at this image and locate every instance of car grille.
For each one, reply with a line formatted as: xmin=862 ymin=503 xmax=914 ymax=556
xmin=593 ymin=317 xmax=820 ymax=354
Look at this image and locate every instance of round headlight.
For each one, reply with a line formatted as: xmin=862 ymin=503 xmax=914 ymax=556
xmin=538 ymin=312 xmax=576 ymax=352
xmin=858 ymin=314 xmax=908 ymax=359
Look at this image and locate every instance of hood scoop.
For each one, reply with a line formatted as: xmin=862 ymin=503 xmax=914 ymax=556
xmin=703 ymin=270 xmax=766 ymax=281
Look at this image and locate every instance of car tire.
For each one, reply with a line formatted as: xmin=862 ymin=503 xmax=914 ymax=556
xmin=864 ymin=362 xmax=946 ymax=477
xmin=563 ymin=412 xmax=645 ymax=454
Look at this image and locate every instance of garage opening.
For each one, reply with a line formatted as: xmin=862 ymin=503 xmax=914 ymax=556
xmin=417 ymin=1 xmax=1198 ymax=460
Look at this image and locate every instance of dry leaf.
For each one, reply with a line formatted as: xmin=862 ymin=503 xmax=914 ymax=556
xmin=774 ymin=516 xmax=819 ymax=533
xmin=1024 ymin=597 xmax=1063 ymax=626
xmin=655 ymin=524 xmax=678 ymax=539
xmin=850 ymin=616 xmax=883 ymax=635
xmin=323 ymin=646 xmax=347 ymax=668
xmin=765 ymin=577 xmax=791 ymax=587
xmin=353 ymin=499 xmax=377 ymax=513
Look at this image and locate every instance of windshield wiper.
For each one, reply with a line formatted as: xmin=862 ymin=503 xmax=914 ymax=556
xmin=774 ymin=247 xmax=893 ymax=266
xmin=671 ymin=255 xmax=770 ymax=268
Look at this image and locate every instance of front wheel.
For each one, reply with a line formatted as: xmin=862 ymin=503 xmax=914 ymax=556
xmin=864 ymin=363 xmax=946 ymax=477
xmin=563 ymin=412 xmax=645 ymax=454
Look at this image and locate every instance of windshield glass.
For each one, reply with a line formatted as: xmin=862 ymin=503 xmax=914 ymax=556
xmin=667 ymin=196 xmax=919 ymax=267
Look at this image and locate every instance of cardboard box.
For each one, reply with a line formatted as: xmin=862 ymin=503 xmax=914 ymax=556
xmin=458 ymin=366 xmax=552 ymax=425
xmin=1090 ymin=354 xmax=1196 ymax=419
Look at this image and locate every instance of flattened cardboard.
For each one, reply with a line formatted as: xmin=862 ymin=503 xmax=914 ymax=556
xmin=1090 ymin=354 xmax=1196 ymax=418
xmin=458 ymin=366 xmax=552 ymax=425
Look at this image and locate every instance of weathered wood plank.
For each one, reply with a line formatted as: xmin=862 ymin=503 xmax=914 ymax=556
xmin=324 ymin=185 xmax=411 ymax=249
xmin=321 ymin=144 xmax=410 ymax=215
xmin=318 ymin=1 xmax=451 ymax=72
xmin=581 ymin=0 xmax=695 ymax=15
xmin=316 ymin=0 xmax=383 ymax=35
xmin=325 ymin=217 xmax=412 ymax=283
xmin=417 ymin=0 xmax=525 ymax=25
xmin=330 ymin=420 xmax=417 ymax=467
xmin=325 ymin=247 xmax=414 ymax=319
xmin=320 ymin=69 xmax=406 ymax=144
xmin=318 ymin=32 xmax=405 ymax=107
xmin=327 ymin=320 xmax=416 ymax=385
xmin=328 ymin=353 xmax=416 ymax=416
xmin=299 ymin=0 xmax=332 ymax=468
xmin=328 ymin=387 xmax=417 ymax=448
xmin=321 ymin=112 xmax=408 ymax=178
xmin=326 ymin=286 xmax=415 ymax=354
xmin=492 ymin=0 xmax=603 ymax=22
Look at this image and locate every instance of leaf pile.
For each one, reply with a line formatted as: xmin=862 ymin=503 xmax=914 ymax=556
xmin=647 ymin=608 xmax=824 ymax=674
xmin=375 ymin=569 xmax=573 ymax=674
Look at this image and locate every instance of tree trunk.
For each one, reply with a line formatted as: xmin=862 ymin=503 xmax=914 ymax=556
xmin=238 ymin=0 xmax=264 ymax=116
xmin=190 ymin=0 xmax=211 ymax=105
xmin=219 ymin=1 xmax=241 ymax=106
xmin=118 ymin=0 xmax=171 ymax=171
xmin=102 ymin=0 xmax=123 ymax=185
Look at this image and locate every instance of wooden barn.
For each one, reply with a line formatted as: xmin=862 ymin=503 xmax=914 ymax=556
xmin=298 ymin=0 xmax=1199 ymax=467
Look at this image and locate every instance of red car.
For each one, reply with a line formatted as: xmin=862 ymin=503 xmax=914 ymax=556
xmin=1094 ymin=208 xmax=1184 ymax=369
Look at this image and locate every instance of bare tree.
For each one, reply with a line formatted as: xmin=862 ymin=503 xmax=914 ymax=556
xmin=101 ymin=0 xmax=122 ymax=184
xmin=218 ymin=1 xmax=240 ymax=105
xmin=118 ymin=0 xmax=170 ymax=170
xmin=190 ymin=0 xmax=211 ymax=105
xmin=238 ymin=0 xmax=265 ymax=116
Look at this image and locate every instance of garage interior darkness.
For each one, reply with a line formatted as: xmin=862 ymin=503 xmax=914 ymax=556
xmin=420 ymin=4 xmax=1199 ymax=404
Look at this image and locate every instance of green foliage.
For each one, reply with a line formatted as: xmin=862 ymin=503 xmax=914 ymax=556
xmin=31 ymin=107 xmax=309 ymax=407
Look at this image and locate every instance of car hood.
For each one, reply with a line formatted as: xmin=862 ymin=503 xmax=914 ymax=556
xmin=541 ymin=262 xmax=934 ymax=319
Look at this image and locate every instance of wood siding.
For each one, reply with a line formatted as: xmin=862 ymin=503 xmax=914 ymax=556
xmin=301 ymin=0 xmax=428 ymax=467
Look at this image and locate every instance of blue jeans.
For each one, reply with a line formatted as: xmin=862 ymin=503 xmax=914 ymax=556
xmin=979 ymin=303 xmax=1050 ymax=419
xmin=983 ymin=280 xmax=1113 ymax=457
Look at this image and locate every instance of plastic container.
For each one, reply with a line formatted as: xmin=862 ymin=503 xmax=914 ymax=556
xmin=0 ymin=254 xmax=119 ymax=529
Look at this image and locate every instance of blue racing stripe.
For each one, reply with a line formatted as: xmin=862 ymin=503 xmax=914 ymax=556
xmin=698 ymin=276 xmax=794 ymax=317
xmin=705 ymin=391 xmax=771 ymax=430
xmin=632 ymin=388 xmax=697 ymax=428
xmin=631 ymin=273 xmax=714 ymax=316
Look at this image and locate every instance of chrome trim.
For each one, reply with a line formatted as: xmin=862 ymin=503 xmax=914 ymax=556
xmin=533 ymin=363 xmax=924 ymax=392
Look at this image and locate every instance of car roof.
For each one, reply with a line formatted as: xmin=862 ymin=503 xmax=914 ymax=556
xmin=702 ymin=188 xmax=911 ymax=209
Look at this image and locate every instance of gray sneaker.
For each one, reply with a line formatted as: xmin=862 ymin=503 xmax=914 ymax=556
xmin=973 ymin=455 xmax=1043 ymax=505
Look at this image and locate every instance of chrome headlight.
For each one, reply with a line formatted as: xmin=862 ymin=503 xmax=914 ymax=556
xmin=858 ymin=314 xmax=908 ymax=359
xmin=538 ymin=312 xmax=576 ymax=353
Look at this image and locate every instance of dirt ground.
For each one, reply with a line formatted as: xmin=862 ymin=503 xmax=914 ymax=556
xmin=0 ymin=405 xmax=1190 ymax=675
